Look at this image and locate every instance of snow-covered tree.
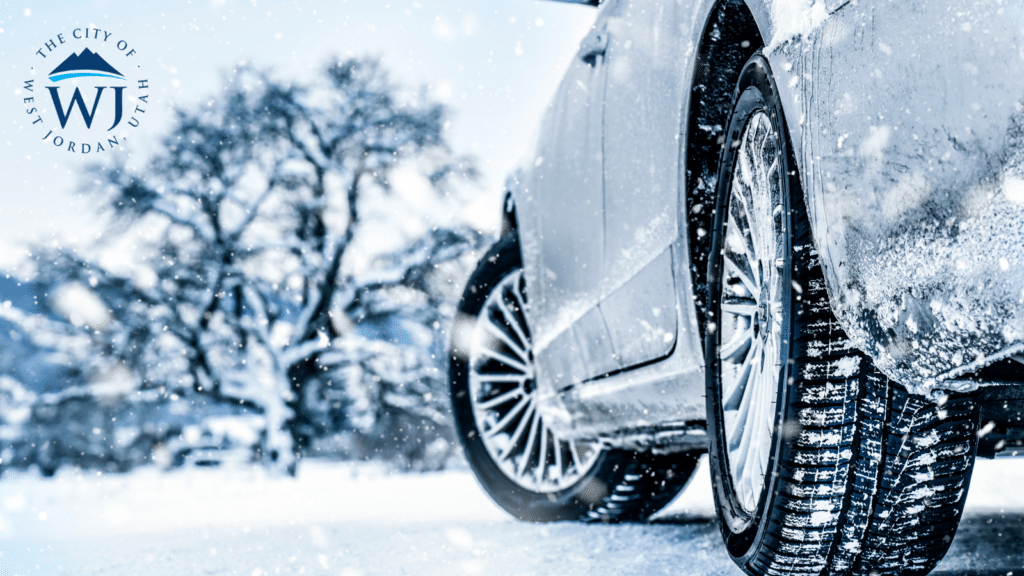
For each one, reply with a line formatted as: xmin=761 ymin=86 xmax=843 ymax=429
xmin=26 ymin=58 xmax=482 ymax=473
xmin=312 ymin=226 xmax=484 ymax=468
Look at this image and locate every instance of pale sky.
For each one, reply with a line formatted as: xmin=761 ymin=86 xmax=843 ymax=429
xmin=0 ymin=0 xmax=597 ymax=270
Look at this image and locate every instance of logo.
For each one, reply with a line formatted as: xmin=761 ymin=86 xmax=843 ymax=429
xmin=20 ymin=29 xmax=149 ymax=154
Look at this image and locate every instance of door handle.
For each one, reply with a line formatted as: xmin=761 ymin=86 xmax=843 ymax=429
xmin=579 ymin=30 xmax=609 ymax=66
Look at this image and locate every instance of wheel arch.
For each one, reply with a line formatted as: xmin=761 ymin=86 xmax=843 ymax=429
xmin=683 ymin=0 xmax=765 ymax=338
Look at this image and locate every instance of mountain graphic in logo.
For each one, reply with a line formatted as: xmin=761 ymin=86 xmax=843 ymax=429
xmin=48 ymin=48 xmax=124 ymax=82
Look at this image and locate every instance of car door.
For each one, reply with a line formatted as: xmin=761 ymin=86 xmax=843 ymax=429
xmin=597 ymin=0 xmax=684 ymax=369
xmin=521 ymin=8 xmax=620 ymax=390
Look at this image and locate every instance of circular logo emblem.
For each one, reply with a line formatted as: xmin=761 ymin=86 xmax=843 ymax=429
xmin=20 ymin=28 xmax=148 ymax=154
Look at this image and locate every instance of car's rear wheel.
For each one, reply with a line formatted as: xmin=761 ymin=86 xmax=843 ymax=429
xmin=450 ymin=234 xmax=699 ymax=522
xmin=705 ymin=53 xmax=980 ymax=576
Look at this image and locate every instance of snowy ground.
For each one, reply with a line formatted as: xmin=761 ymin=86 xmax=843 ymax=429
xmin=0 ymin=456 xmax=1022 ymax=576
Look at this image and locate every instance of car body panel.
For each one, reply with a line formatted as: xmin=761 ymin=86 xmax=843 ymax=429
xmin=518 ymin=0 xmax=715 ymax=439
xmin=521 ymin=0 xmax=690 ymax=396
xmin=598 ymin=0 xmax=686 ymax=367
xmin=511 ymin=0 xmax=1024 ymax=442
xmin=598 ymin=250 xmax=676 ymax=371
xmin=515 ymin=13 xmax=609 ymax=390
xmin=769 ymin=0 xmax=1024 ymax=392
xmin=550 ymin=242 xmax=707 ymax=442
xmin=574 ymin=304 xmax=620 ymax=378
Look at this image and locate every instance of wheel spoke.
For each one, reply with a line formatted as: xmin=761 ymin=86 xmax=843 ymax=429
xmin=731 ymin=342 xmax=765 ymax=465
xmin=728 ymin=356 xmax=758 ymax=452
xmin=495 ymin=293 xmax=531 ymax=353
xmin=552 ymin=433 xmax=564 ymax=483
xmin=476 ymin=386 xmax=525 ymax=411
xmin=536 ymin=421 xmax=549 ymax=483
xmin=723 ymin=337 xmax=759 ymax=409
xmin=728 ymin=197 xmax=758 ymax=266
xmin=764 ymin=156 xmax=780 ymax=184
xmin=483 ymin=396 xmax=531 ymax=438
xmin=474 ymin=373 xmax=529 ymax=385
xmin=722 ymin=297 xmax=757 ymax=318
xmin=568 ymin=440 xmax=583 ymax=471
xmin=720 ymin=322 xmax=753 ymax=364
xmin=516 ymin=408 xmax=541 ymax=478
xmin=746 ymin=129 xmax=774 ymax=272
xmin=724 ymin=251 xmax=758 ymax=296
xmin=730 ymin=186 xmax=759 ymax=268
xmin=501 ymin=403 xmax=536 ymax=460
xmin=477 ymin=346 xmax=530 ymax=375
xmin=750 ymin=344 xmax=772 ymax=485
xmin=483 ymin=319 xmax=530 ymax=366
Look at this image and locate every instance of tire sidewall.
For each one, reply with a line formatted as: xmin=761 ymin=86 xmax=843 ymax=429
xmin=705 ymin=54 xmax=797 ymax=561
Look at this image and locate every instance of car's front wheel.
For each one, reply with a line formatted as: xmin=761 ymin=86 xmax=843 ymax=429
xmin=705 ymin=53 xmax=980 ymax=576
xmin=449 ymin=234 xmax=699 ymax=522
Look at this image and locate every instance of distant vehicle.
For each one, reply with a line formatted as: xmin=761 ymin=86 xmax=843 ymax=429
xmin=448 ymin=1 xmax=1024 ymax=575
xmin=160 ymin=416 xmax=262 ymax=469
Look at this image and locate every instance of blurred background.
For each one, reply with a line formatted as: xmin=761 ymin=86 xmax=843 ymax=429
xmin=0 ymin=0 xmax=597 ymax=477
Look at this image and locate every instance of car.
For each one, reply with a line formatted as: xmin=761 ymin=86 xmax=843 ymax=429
xmin=159 ymin=416 xmax=262 ymax=469
xmin=447 ymin=1 xmax=1024 ymax=576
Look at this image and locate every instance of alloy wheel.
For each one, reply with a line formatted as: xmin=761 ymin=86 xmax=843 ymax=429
xmin=717 ymin=110 xmax=788 ymax=514
xmin=468 ymin=270 xmax=600 ymax=492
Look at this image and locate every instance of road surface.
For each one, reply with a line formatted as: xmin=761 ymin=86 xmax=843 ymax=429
xmin=0 ymin=457 xmax=1021 ymax=576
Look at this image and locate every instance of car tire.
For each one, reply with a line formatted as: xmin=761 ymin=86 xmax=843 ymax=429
xmin=705 ymin=53 xmax=980 ymax=576
xmin=450 ymin=233 xmax=699 ymax=523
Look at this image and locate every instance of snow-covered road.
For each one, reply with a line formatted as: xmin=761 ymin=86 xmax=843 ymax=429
xmin=0 ymin=457 xmax=1021 ymax=576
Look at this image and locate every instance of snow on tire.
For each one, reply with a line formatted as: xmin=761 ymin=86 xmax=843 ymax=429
xmin=705 ymin=53 xmax=980 ymax=576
